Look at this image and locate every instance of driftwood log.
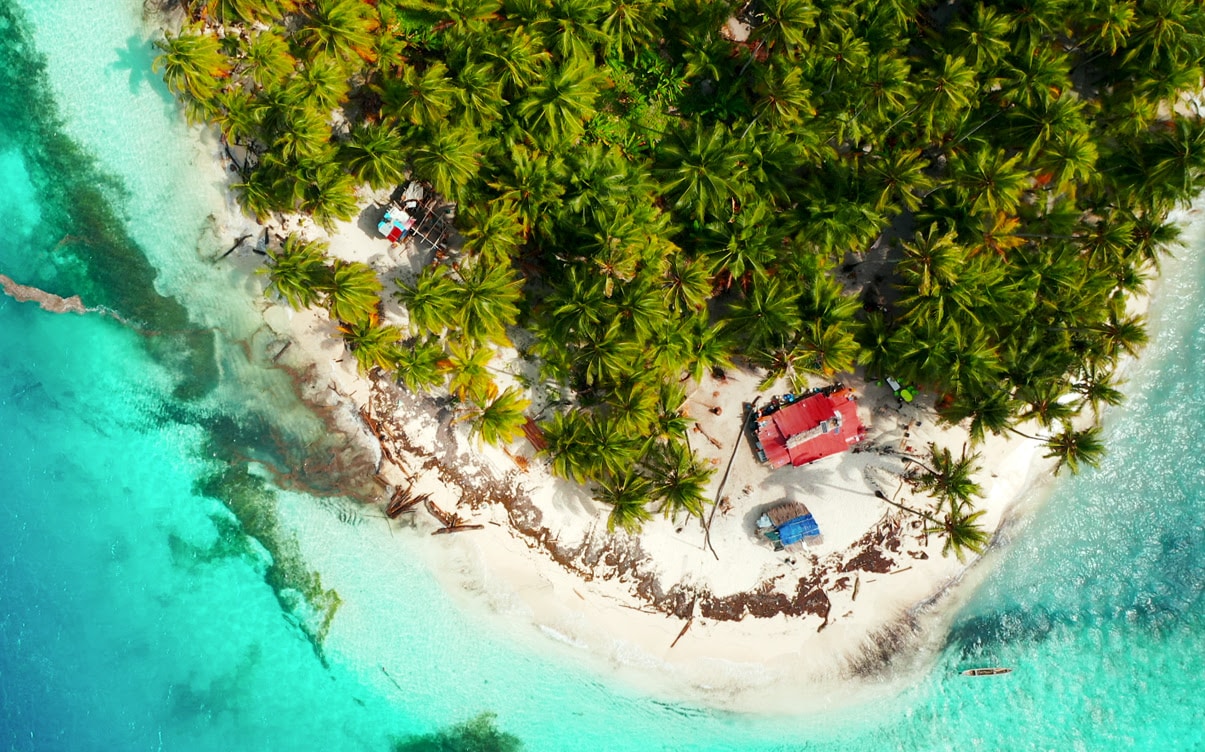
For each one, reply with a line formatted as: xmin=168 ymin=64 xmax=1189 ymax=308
xmin=431 ymin=524 xmax=485 ymax=535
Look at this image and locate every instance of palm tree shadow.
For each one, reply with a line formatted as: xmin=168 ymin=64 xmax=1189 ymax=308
xmin=110 ymin=35 xmax=174 ymax=106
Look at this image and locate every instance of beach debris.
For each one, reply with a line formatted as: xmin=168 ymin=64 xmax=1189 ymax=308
xmin=385 ymin=486 xmax=427 ymax=518
xmin=669 ymin=618 xmax=693 ymax=649
xmin=216 ymin=233 xmax=252 ymax=261
xmin=692 ymin=423 xmax=724 ymax=449
xmin=424 ymin=498 xmax=484 ymax=535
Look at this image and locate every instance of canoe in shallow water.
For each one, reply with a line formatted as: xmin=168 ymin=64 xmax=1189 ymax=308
xmin=961 ymin=667 xmax=1013 ymax=677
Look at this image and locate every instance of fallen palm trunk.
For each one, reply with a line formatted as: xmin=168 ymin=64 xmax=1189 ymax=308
xmin=431 ymin=524 xmax=485 ymax=535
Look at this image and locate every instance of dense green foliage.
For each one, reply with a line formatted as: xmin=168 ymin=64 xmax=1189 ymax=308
xmin=160 ymin=0 xmax=1205 ymax=533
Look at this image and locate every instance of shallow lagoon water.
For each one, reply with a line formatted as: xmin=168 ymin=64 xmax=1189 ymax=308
xmin=0 ymin=1 xmax=1202 ymax=750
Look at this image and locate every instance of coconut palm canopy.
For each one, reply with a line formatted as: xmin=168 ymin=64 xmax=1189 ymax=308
xmin=158 ymin=0 xmax=1205 ymax=532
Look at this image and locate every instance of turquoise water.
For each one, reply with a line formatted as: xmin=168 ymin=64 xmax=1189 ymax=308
xmin=1 ymin=1 xmax=1202 ymax=750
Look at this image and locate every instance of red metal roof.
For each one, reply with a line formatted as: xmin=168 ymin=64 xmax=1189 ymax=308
xmin=755 ymin=389 xmax=865 ymax=469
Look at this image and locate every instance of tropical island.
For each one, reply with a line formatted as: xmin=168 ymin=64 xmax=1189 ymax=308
xmin=147 ymin=0 xmax=1205 ymax=701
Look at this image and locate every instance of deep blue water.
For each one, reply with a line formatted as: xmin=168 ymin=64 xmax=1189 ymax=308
xmin=0 ymin=1 xmax=1202 ymax=750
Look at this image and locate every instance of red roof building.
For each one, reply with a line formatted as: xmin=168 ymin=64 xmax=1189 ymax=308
xmin=752 ymin=388 xmax=866 ymax=469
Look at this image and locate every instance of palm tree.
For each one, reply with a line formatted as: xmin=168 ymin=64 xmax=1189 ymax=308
xmin=657 ymin=124 xmax=746 ymax=224
xmin=750 ymin=0 xmax=819 ymax=55
xmin=1008 ymin=96 xmax=1088 ymax=161
xmin=563 ymin=144 xmax=645 ymax=224
xmin=481 ymin=27 xmax=551 ymax=95
xmin=381 ymin=61 xmax=457 ymax=128
xmin=540 ymin=410 xmax=594 ymax=482
xmin=241 ymin=29 xmax=295 ymax=90
xmin=573 ymin=320 xmax=643 ymax=387
xmin=1000 ymin=45 xmax=1070 ymax=111
xmin=516 ymin=57 xmax=602 ymax=146
xmin=214 ymin=89 xmax=266 ymax=148
xmin=872 ymin=490 xmax=990 ymax=562
xmin=643 ymin=316 xmax=692 ymax=377
xmin=419 ymin=0 xmax=501 ymax=36
xmin=324 ymin=260 xmax=382 ymax=324
xmin=1083 ymin=0 xmax=1136 ymax=54
xmin=740 ymin=123 xmax=803 ymax=206
xmin=459 ymin=201 xmax=526 ymax=264
xmin=596 ymin=471 xmax=655 ymax=534
xmin=153 ymin=26 xmax=230 ymax=105
xmin=395 ymin=337 xmax=446 ymax=392
xmin=543 ymin=0 xmax=606 ymax=61
xmin=723 ymin=276 xmax=802 ymax=352
xmin=296 ymin=161 xmax=360 ymax=230
xmin=796 ymin=260 xmax=860 ymax=327
xmin=949 ymin=147 xmax=1028 ymax=217
xmin=866 ymin=148 xmax=935 ymax=213
xmin=653 ymin=381 xmax=693 ymax=439
xmin=947 ymin=3 xmax=1014 ymax=69
xmin=815 ymin=20 xmax=870 ymax=92
xmin=542 ymin=265 xmax=613 ymax=343
xmin=925 ymin=505 xmax=991 ymax=562
xmin=1072 ymin=363 xmax=1125 ymax=419
xmin=342 ymin=123 xmax=408 ymax=189
xmin=662 ymin=254 xmax=711 ymax=313
xmin=1094 ymin=310 xmax=1149 ymax=363
xmin=1125 ymin=0 xmax=1200 ymax=68
xmin=1036 ymin=130 xmax=1099 ymax=198
xmin=1044 ymin=422 xmax=1106 ymax=475
xmin=274 ymin=105 xmax=332 ymax=162
xmin=454 ymin=260 xmax=524 ymax=345
xmin=295 ymin=0 xmax=379 ymax=64
xmin=487 ymin=146 xmax=566 ymax=233
xmin=894 ymin=224 xmax=970 ymax=324
xmin=411 ymin=126 xmax=483 ymax=202
xmin=748 ymin=60 xmax=813 ymax=130
xmin=454 ymin=61 xmax=508 ymax=126
xmin=260 ymin=234 xmax=332 ymax=309
xmin=646 ymin=440 xmax=713 ymax=521
xmin=234 ymin=166 xmax=286 ymax=222
xmin=188 ymin=0 xmax=291 ymax=24
xmin=938 ymin=389 xmax=1015 ymax=445
xmin=443 ymin=340 xmax=498 ymax=404
xmin=1015 ymin=379 xmax=1078 ymax=429
xmin=582 ymin=214 xmax=644 ymax=293
xmin=910 ymin=54 xmax=978 ymax=138
xmin=796 ymin=321 xmax=860 ymax=378
xmin=339 ymin=319 xmax=402 ymax=374
xmin=907 ymin=442 xmax=984 ymax=511
xmin=286 ymin=56 xmax=352 ymax=113
xmin=583 ymin=415 xmax=643 ymax=478
xmin=859 ymin=52 xmax=913 ymax=126
xmin=465 ymin=386 xmax=531 ymax=446
xmin=700 ymin=201 xmax=784 ymax=287
xmin=603 ymin=377 xmax=660 ymax=436
xmin=600 ymin=0 xmax=663 ymax=59
xmin=396 ymin=265 xmax=460 ymax=337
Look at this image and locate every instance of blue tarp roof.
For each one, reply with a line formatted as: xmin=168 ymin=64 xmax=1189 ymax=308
xmin=777 ymin=514 xmax=821 ymax=545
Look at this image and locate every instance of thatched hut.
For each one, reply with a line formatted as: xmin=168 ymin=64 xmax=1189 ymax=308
xmin=756 ymin=501 xmax=823 ymax=551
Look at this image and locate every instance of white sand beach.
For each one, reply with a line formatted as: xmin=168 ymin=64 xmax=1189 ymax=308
xmin=191 ymin=183 xmax=1113 ymax=712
